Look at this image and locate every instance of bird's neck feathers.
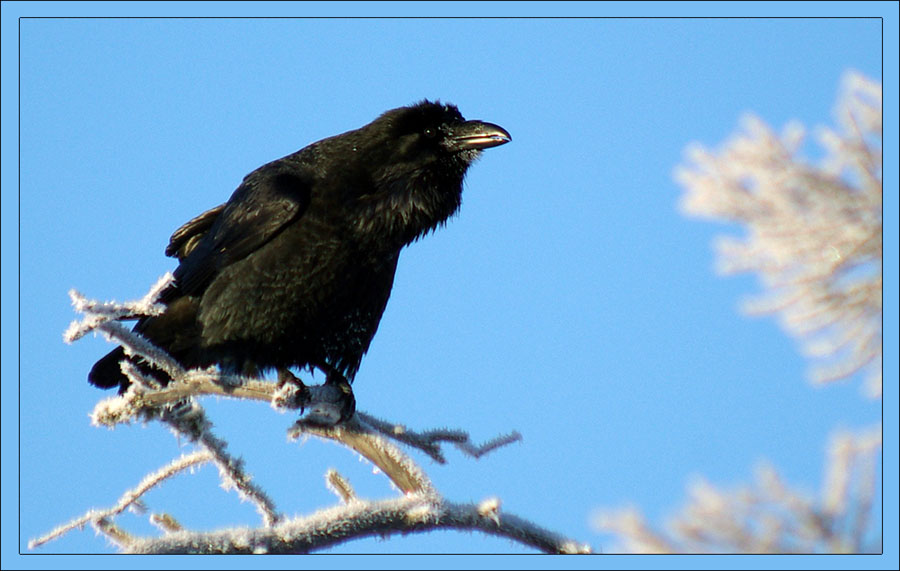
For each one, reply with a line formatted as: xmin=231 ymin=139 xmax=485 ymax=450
xmin=353 ymin=163 xmax=467 ymax=249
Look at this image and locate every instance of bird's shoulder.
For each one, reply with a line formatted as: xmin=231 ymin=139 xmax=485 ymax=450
xmin=170 ymin=157 xmax=317 ymax=295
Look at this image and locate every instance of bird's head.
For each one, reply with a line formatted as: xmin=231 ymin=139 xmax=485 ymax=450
xmin=347 ymin=100 xmax=511 ymax=246
xmin=375 ymin=100 xmax=511 ymax=170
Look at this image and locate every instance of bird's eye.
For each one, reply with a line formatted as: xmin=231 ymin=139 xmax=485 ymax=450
xmin=423 ymin=127 xmax=437 ymax=139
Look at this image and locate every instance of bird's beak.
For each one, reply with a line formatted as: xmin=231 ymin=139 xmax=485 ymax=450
xmin=449 ymin=120 xmax=512 ymax=151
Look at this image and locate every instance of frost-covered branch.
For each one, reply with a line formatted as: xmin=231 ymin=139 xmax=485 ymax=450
xmin=158 ymin=399 xmax=283 ymax=527
xmin=356 ymin=412 xmax=523 ymax=463
xmin=594 ymin=427 xmax=882 ymax=553
xmin=63 ymin=273 xmax=173 ymax=342
xmin=123 ymin=494 xmax=591 ymax=554
xmin=676 ymin=71 xmax=883 ymax=397
xmin=37 ymin=279 xmax=587 ymax=553
xmin=90 ymin=363 xmax=523 ymax=480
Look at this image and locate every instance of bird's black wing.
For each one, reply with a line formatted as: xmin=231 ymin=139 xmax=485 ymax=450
xmin=166 ymin=203 xmax=227 ymax=260
xmin=173 ymin=169 xmax=313 ymax=296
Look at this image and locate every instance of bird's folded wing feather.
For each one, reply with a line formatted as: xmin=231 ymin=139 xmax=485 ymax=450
xmin=172 ymin=170 xmax=312 ymax=296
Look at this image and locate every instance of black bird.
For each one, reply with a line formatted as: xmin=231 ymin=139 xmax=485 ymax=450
xmin=88 ymin=101 xmax=510 ymax=421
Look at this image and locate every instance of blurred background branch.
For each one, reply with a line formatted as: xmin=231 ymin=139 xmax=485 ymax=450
xmin=676 ymin=71 xmax=882 ymax=398
xmin=596 ymin=71 xmax=883 ymax=554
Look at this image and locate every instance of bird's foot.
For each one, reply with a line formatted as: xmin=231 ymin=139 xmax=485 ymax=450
xmin=325 ymin=373 xmax=356 ymax=423
xmin=293 ymin=372 xmax=355 ymax=426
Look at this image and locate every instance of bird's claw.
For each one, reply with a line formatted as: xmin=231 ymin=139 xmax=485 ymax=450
xmin=295 ymin=373 xmax=356 ymax=426
xmin=272 ymin=368 xmax=311 ymax=412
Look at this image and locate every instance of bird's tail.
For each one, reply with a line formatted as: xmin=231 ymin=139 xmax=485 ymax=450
xmin=88 ymin=347 xmax=129 ymax=391
xmin=88 ymin=346 xmax=172 ymax=394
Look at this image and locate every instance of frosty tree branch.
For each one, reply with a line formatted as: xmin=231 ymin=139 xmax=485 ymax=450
xmin=594 ymin=426 xmax=882 ymax=554
xmin=38 ymin=280 xmax=588 ymax=553
xmin=121 ymin=494 xmax=588 ymax=554
xmin=675 ymin=71 xmax=883 ymax=397
xmin=594 ymin=70 xmax=883 ymax=555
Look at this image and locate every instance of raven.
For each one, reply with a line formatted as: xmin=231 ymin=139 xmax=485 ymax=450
xmin=88 ymin=101 xmax=510 ymax=421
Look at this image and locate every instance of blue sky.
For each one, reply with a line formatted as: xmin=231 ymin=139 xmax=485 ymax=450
xmin=3 ymin=2 xmax=897 ymax=569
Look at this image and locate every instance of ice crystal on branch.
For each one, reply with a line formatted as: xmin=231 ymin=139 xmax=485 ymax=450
xmin=675 ymin=71 xmax=883 ymax=397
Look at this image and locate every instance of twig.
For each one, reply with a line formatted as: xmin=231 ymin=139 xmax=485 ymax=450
xmin=325 ymin=469 xmax=358 ymax=504
xmin=64 ymin=273 xmax=173 ymax=343
xmin=29 ymin=451 xmax=213 ymax=549
xmin=159 ymin=400 xmax=283 ymax=527
xmin=357 ymin=412 xmax=522 ymax=463
xmin=290 ymin=415 xmax=437 ymax=495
